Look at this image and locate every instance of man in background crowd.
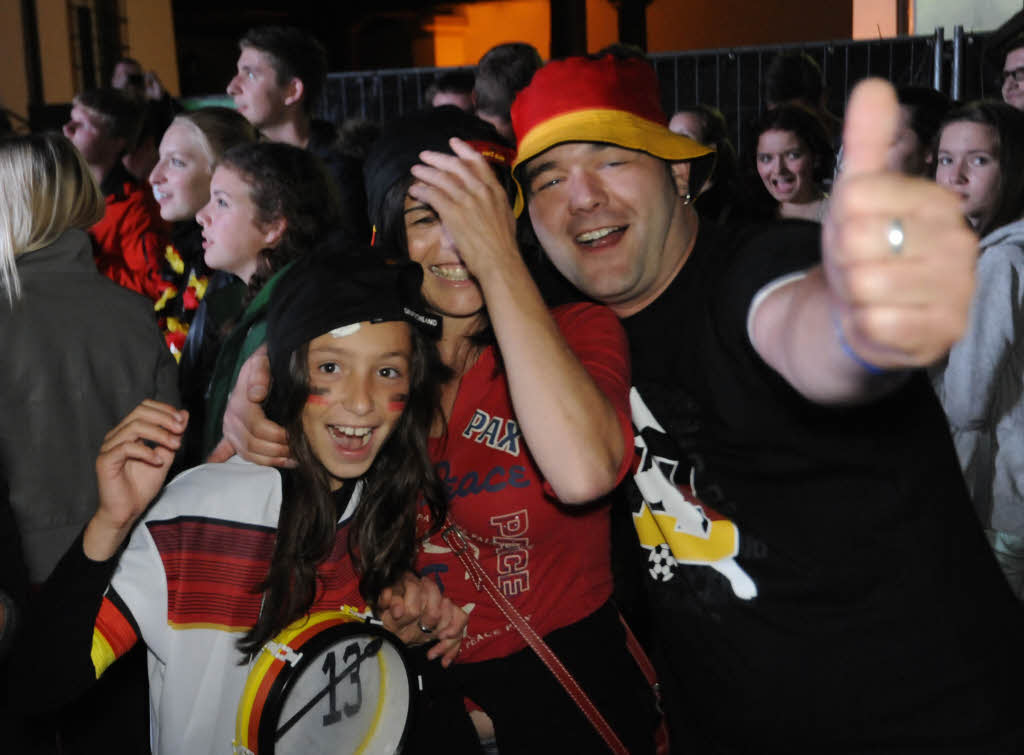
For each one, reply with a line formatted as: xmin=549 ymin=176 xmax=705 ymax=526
xmin=473 ymin=42 xmax=542 ymax=141
xmin=63 ymin=88 xmax=167 ymax=301
xmin=1001 ymin=34 xmax=1024 ymax=111
xmin=227 ymin=25 xmax=367 ymax=239
xmin=427 ymin=69 xmax=476 ymax=111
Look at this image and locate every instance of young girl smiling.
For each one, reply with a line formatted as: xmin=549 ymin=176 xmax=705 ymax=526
xmin=14 ymin=249 xmax=464 ymax=754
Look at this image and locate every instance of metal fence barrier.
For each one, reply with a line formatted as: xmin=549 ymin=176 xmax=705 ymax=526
xmin=321 ymin=65 xmax=476 ymax=124
xmin=649 ymin=26 xmax=993 ymax=155
xmin=320 ymin=27 xmax=998 ymax=157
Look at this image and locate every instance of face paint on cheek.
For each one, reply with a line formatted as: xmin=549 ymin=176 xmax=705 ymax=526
xmin=388 ymin=393 xmax=408 ymax=413
xmin=307 ymin=387 xmax=329 ymax=406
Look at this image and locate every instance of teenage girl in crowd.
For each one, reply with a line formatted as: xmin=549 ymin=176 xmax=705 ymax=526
xmin=147 ymin=107 xmax=257 ymax=360
xmin=11 ymin=249 xmax=468 ymax=754
xmin=931 ymin=101 xmax=1024 ymax=598
xmin=217 ymin=106 xmax=659 ymax=753
xmin=749 ymin=103 xmax=833 ymax=222
xmin=185 ymin=141 xmax=341 ymax=465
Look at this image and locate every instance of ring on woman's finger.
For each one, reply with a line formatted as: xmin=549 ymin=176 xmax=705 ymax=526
xmin=886 ymin=218 xmax=905 ymax=255
xmin=418 ymin=621 xmax=435 ymax=634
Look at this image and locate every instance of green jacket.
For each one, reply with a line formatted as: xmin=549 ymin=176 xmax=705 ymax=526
xmin=201 ymin=262 xmax=295 ymax=457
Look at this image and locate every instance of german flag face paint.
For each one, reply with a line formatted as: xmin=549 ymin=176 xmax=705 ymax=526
xmin=306 ymin=387 xmax=329 ymax=406
xmin=301 ymin=322 xmax=413 ymax=490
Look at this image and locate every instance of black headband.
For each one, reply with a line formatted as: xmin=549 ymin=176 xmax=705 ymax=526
xmin=266 ymin=246 xmax=440 ymax=391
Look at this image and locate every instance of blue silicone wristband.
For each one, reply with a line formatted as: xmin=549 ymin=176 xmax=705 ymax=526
xmin=833 ymin=313 xmax=887 ymax=375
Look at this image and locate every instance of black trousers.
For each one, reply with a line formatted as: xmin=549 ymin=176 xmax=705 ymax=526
xmin=451 ymin=601 xmax=658 ymax=755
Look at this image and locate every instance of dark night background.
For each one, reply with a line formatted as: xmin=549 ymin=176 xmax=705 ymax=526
xmin=172 ymin=0 xmax=615 ymax=95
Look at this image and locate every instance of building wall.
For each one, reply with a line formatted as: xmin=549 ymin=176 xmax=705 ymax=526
xmin=425 ymin=0 xmax=855 ymax=66
xmin=0 ymin=0 xmax=30 ymax=126
xmin=431 ymin=0 xmax=552 ymax=67
xmin=0 ymin=0 xmax=180 ymax=121
xmin=586 ymin=0 xmax=618 ymax=52
xmin=123 ymin=0 xmax=181 ymax=96
xmin=37 ymin=0 xmax=75 ymax=103
xmin=852 ymin=0 xmax=898 ymax=38
xmin=645 ymin=0 xmax=852 ymax=52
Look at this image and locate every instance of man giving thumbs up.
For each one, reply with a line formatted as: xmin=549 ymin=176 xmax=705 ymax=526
xmin=512 ymin=55 xmax=1023 ymax=753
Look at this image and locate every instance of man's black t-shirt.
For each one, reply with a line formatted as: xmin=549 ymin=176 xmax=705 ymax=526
xmin=619 ymin=219 xmax=1023 ymax=753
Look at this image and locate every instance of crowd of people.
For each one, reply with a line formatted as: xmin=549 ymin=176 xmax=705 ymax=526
xmin=1 ymin=23 xmax=1023 ymax=755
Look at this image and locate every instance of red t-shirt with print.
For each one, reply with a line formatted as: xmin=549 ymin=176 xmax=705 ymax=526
xmin=417 ymin=302 xmax=633 ymax=664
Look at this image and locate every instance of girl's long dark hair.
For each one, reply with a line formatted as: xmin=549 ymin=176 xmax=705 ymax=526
xmin=237 ymin=324 xmax=447 ymax=656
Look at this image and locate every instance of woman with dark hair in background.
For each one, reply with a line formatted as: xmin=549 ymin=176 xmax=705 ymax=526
xmin=932 ymin=101 xmax=1024 ymax=599
xmin=749 ymin=103 xmax=833 ymax=222
xmin=934 ymin=102 xmax=1024 ymax=236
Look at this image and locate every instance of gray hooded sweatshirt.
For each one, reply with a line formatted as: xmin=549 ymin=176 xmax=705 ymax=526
xmin=932 ymin=218 xmax=1024 ymax=535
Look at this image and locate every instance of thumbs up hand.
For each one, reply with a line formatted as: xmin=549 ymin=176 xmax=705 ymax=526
xmin=823 ymin=78 xmax=977 ymax=369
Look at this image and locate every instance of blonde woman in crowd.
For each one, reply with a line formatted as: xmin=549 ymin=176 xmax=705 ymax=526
xmin=0 ymin=132 xmax=177 ymax=752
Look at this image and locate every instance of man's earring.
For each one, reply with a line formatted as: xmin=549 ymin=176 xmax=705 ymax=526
xmin=682 ymin=191 xmax=693 ymax=205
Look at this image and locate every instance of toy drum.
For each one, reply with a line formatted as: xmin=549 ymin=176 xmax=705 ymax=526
xmin=234 ymin=610 xmax=415 ymax=755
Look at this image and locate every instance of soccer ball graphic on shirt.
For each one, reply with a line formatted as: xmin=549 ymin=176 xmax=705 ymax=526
xmin=630 ymin=387 xmax=758 ymax=599
xmin=647 ymin=543 xmax=678 ymax=582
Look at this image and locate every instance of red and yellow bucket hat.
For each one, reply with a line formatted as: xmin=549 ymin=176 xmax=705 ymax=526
xmin=509 ymin=54 xmax=715 ymax=215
